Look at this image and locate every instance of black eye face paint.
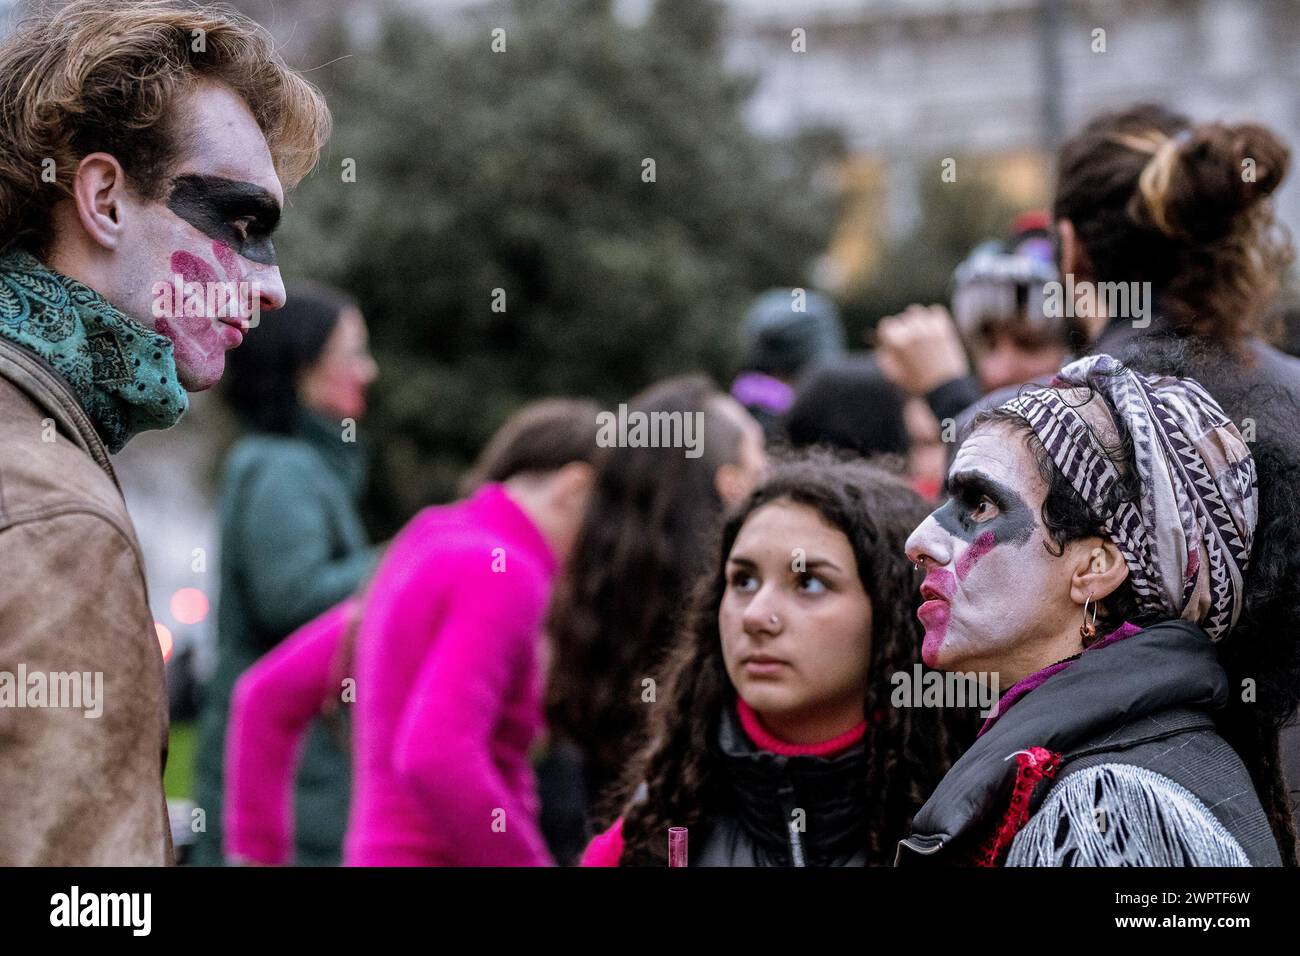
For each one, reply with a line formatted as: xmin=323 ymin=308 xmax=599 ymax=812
xmin=930 ymin=470 xmax=1036 ymax=548
xmin=166 ymin=174 xmax=281 ymax=266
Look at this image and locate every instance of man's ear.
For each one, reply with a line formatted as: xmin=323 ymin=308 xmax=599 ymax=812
xmin=70 ymin=152 xmax=129 ymax=251
xmin=1068 ymin=538 xmax=1129 ymax=606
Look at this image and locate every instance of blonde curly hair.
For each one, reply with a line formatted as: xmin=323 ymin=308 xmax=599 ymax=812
xmin=0 ymin=0 xmax=331 ymax=256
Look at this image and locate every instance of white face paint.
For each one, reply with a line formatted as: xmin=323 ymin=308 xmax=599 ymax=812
xmin=104 ymin=82 xmax=287 ymax=391
xmin=904 ymin=423 xmax=1082 ymax=685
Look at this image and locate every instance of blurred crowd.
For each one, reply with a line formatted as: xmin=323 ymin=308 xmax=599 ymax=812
xmin=197 ymin=102 xmax=1300 ymax=867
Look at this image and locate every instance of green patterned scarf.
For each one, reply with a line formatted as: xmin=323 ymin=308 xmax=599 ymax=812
xmin=0 ymin=250 xmax=188 ymax=452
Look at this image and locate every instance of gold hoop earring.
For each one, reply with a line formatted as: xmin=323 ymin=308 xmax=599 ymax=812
xmin=1080 ymin=593 xmax=1098 ymax=644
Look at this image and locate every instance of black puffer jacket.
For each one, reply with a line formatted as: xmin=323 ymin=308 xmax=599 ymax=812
xmin=692 ymin=704 xmax=870 ymax=866
xmin=897 ymin=622 xmax=1281 ymax=867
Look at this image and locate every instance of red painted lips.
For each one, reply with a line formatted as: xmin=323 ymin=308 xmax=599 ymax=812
xmin=918 ymin=567 xmax=957 ymax=667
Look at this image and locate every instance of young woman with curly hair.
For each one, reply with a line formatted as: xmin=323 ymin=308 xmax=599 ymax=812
xmin=581 ymin=452 xmax=977 ymax=866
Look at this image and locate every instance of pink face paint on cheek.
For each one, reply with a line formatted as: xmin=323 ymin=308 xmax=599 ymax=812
xmin=155 ymin=314 xmax=212 ymax=365
xmin=171 ymin=250 xmax=218 ymax=285
xmin=211 ymin=240 xmax=239 ymax=278
xmin=158 ymin=250 xmax=232 ymax=386
xmin=956 ymin=530 xmax=996 ymax=582
xmin=918 ymin=602 xmax=949 ymax=667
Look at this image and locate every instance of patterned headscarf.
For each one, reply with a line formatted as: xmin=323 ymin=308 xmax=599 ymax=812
xmin=1000 ymin=354 xmax=1257 ymax=639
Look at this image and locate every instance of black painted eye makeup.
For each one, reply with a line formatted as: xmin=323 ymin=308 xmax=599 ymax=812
xmin=931 ymin=469 xmax=1036 ymax=546
xmin=953 ymin=476 xmax=1005 ymax=522
xmin=166 ymin=174 xmax=281 ymax=266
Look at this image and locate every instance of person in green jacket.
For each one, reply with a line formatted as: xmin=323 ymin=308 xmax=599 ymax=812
xmin=193 ymin=281 xmax=380 ymax=866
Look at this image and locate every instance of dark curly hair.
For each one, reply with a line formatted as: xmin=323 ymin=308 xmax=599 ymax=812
xmin=545 ymin=375 xmax=749 ymax=813
xmin=611 ymin=450 xmax=978 ymax=866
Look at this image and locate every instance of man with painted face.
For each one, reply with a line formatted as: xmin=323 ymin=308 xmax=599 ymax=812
xmin=0 ymin=1 xmax=328 ymax=863
xmin=898 ymin=355 xmax=1280 ymax=866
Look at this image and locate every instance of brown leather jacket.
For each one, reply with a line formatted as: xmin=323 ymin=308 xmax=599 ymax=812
xmin=0 ymin=336 xmax=173 ymax=865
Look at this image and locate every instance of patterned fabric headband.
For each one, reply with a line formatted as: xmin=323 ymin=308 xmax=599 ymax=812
xmin=1000 ymin=354 xmax=1257 ymax=639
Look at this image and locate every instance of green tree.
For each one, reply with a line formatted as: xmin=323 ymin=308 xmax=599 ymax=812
xmin=840 ymin=160 xmax=1022 ymax=345
xmin=277 ymin=0 xmax=841 ymax=531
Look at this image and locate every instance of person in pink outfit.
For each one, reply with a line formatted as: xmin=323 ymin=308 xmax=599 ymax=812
xmin=225 ymin=398 xmax=600 ymax=865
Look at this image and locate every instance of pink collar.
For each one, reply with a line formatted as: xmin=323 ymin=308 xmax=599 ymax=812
xmin=735 ymin=696 xmax=868 ymax=757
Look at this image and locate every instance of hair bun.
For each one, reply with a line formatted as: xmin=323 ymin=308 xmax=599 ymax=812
xmin=1158 ymin=122 xmax=1292 ymax=240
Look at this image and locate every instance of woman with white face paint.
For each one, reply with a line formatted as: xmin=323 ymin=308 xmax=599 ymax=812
xmin=898 ymin=354 xmax=1281 ymax=867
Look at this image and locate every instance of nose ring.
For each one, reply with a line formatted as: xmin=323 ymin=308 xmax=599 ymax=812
xmin=769 ymin=613 xmax=780 ymax=627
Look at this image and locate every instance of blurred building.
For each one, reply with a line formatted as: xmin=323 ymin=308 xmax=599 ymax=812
xmin=722 ymin=0 xmax=1300 ymax=285
xmin=218 ymin=0 xmax=1300 ymax=288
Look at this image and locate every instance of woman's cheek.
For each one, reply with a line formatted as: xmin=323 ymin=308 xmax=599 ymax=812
xmin=716 ymin=599 xmax=743 ymax=671
xmin=344 ymin=378 xmax=369 ymax=418
xmin=814 ymin=607 xmax=871 ymax=697
xmin=333 ymin=369 xmax=362 ymax=414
